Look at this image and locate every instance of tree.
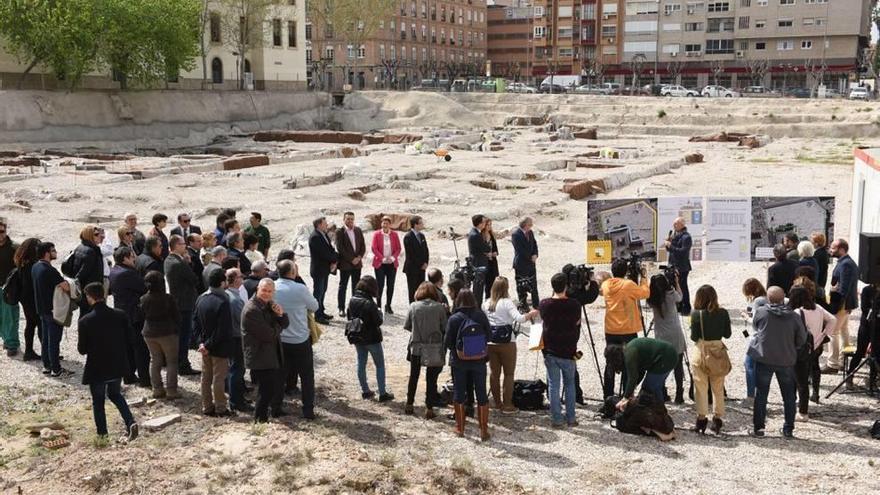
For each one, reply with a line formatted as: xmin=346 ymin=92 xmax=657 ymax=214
xmin=584 ymin=58 xmax=604 ymax=86
xmin=218 ymin=0 xmax=275 ymax=89
xmin=308 ymin=0 xmax=395 ymax=92
xmin=666 ymin=60 xmax=686 ymax=86
xmin=198 ymin=0 xmax=211 ymax=87
xmin=710 ymin=59 xmax=725 ymax=87
xmin=627 ymin=53 xmax=647 ymax=95
xmin=746 ymin=58 xmax=769 ymax=86
xmin=804 ymin=58 xmax=828 ymax=97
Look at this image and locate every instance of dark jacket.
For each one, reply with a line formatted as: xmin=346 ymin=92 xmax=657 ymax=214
xmin=202 ymin=261 xmax=222 ymax=290
xmin=511 ymin=227 xmax=538 ymax=274
xmin=243 ymin=274 xmax=262 ymax=299
xmin=187 ymin=246 xmax=206 ymax=293
xmin=539 ymin=297 xmax=581 ymax=359
xmin=170 ymin=224 xmax=202 ymax=238
xmin=403 ymin=230 xmax=429 ymax=274
xmin=131 ymin=228 xmax=146 ymax=256
xmin=666 ymin=229 xmax=693 ymax=272
xmin=767 ymin=258 xmax=798 ymax=294
xmin=308 ymin=229 xmax=338 ymax=277
xmin=814 ymin=246 xmax=830 ymax=289
xmin=831 ymin=254 xmax=859 ymax=311
xmin=32 ymin=260 xmax=63 ymax=316
xmin=140 ymin=291 xmax=180 ymax=338
xmin=135 ymin=252 xmax=163 ymax=277
xmin=336 ymin=226 xmax=366 ymax=271
xmin=108 ymin=264 xmax=146 ymax=325
xmin=193 ymin=288 xmax=235 ymax=358
xmin=18 ymin=260 xmax=37 ymax=308
xmin=467 ymin=227 xmax=490 ymax=268
xmin=748 ymin=303 xmax=807 ymax=367
xmin=228 ymin=247 xmax=251 ymax=276
xmin=444 ymin=306 xmax=492 ymax=367
xmin=346 ymin=289 xmax=384 ymax=345
xmin=77 ymin=302 xmax=130 ymax=385
xmin=150 ymin=227 xmax=169 ymax=259
xmin=0 ymin=238 xmax=15 ymax=282
xmin=241 ymin=297 xmax=289 ymax=370
xmin=798 ymin=256 xmax=819 ymax=283
xmin=164 ymin=253 xmax=199 ymax=312
xmin=69 ymin=240 xmax=104 ymax=288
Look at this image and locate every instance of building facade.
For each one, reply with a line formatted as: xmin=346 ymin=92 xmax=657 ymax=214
xmin=0 ymin=1 xmax=307 ymax=91
xmin=307 ymin=0 xmax=489 ymax=90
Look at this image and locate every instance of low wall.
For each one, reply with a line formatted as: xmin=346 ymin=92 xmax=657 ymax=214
xmin=0 ymin=90 xmax=330 ymax=152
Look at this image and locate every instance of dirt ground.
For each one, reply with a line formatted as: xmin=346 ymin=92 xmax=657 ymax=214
xmin=1 ymin=93 xmax=879 ymax=494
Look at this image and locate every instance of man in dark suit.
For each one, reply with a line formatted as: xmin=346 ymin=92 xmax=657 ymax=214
xmin=164 ymin=235 xmax=201 ymax=375
xmin=823 ymin=238 xmax=860 ymax=373
xmin=467 ymin=214 xmax=492 ymax=306
xmin=135 ymin=236 xmax=164 ymax=276
xmin=108 ymin=246 xmax=149 ymax=387
xmin=335 ymin=212 xmax=366 ymax=316
xmin=664 ymin=217 xmax=693 ymax=315
xmin=403 ymin=215 xmax=430 ymax=304
xmin=170 ymin=212 xmax=202 ymax=239
xmin=511 ymin=216 xmax=540 ymax=310
xmin=186 ymin=233 xmax=206 ymax=293
xmin=308 ymin=217 xmax=338 ymax=324
xmin=77 ymin=282 xmax=138 ymax=440
xmin=767 ymin=244 xmax=798 ymax=295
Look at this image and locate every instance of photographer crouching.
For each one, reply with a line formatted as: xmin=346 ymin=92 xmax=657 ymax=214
xmin=664 ymin=217 xmax=693 ymax=316
xmin=600 ymin=258 xmax=650 ymax=398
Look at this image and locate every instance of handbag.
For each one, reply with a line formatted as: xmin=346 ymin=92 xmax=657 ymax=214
xmin=419 ymin=342 xmax=446 ymax=367
xmin=307 ymin=311 xmax=323 ymax=344
xmin=694 ymin=310 xmax=731 ymax=377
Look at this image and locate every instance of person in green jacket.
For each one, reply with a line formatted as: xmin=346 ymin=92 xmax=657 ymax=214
xmin=615 ymin=338 xmax=678 ymax=411
xmin=244 ymin=212 xmax=271 ymax=259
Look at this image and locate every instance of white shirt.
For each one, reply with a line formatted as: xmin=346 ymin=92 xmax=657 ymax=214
xmin=482 ymin=298 xmax=527 ymax=327
xmin=346 ymin=226 xmax=357 ymax=249
xmin=382 ymin=232 xmax=392 ymax=261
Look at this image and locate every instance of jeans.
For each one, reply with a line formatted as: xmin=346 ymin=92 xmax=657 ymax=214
xmin=276 ymin=340 xmax=315 ymax=414
xmin=178 ymin=310 xmax=193 ymax=370
xmin=227 ymin=337 xmax=246 ymax=408
xmin=89 ymin=378 xmax=134 ymax=436
xmin=355 ymin=343 xmax=387 ymax=395
xmin=514 ymin=268 xmax=540 ymax=310
xmin=337 ymin=268 xmax=361 ymax=312
xmin=642 ymin=371 xmax=671 ymax=400
xmin=312 ymin=272 xmax=329 ymax=318
xmin=753 ymin=361 xmax=797 ymax=434
xmin=406 ymin=354 xmax=442 ymax=406
xmin=252 ymin=368 xmax=281 ymax=422
xmin=677 ymin=270 xmax=692 ymax=315
xmin=39 ymin=314 xmax=63 ymax=373
xmin=744 ymin=352 xmax=756 ymax=398
xmin=545 ymin=354 xmax=577 ymax=423
xmin=144 ymin=334 xmax=178 ymax=392
xmin=374 ymin=264 xmax=396 ymax=308
xmin=603 ymin=333 xmax=637 ymax=398
xmin=0 ymin=300 xmax=20 ymax=350
xmin=452 ymin=364 xmax=488 ymax=405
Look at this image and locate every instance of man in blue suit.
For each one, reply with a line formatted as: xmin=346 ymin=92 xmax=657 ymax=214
xmin=512 ymin=216 xmax=540 ymax=310
xmin=822 ymin=238 xmax=860 ymax=373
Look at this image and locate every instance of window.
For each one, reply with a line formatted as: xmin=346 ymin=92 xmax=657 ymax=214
xmin=325 ymin=46 xmax=334 ymax=61
xmin=740 ymin=0 xmax=750 ymax=5
xmin=306 ymin=48 xmax=312 ymax=64
xmin=685 ymin=43 xmax=702 ymax=53
xmin=686 ymin=2 xmax=705 ymax=13
xmin=583 ymin=3 xmax=596 ymax=19
xmin=534 ymin=6 xmax=544 ymax=17
xmin=390 ymin=45 xmax=395 ymax=59
xmin=558 ymin=5 xmax=573 ymax=17
xmin=288 ymin=21 xmax=296 ymax=47
xmin=739 ymin=16 xmax=749 ymax=29
xmin=780 ymin=0 xmax=795 ymax=4
xmin=815 ymin=18 xmax=826 ymax=26
xmin=272 ymin=19 xmax=282 ymax=47
xmin=805 ymin=0 xmax=827 ymax=3
xmin=379 ymin=44 xmax=385 ymax=59
xmin=602 ymin=46 xmax=618 ymax=55
xmin=210 ymin=13 xmax=221 ymax=43
xmin=755 ymin=19 xmax=766 ymax=28
xmin=663 ymin=43 xmax=681 ymax=54
xmin=685 ymin=22 xmax=704 ymax=31
xmin=778 ymin=19 xmax=793 ymax=27
xmin=739 ymin=41 xmax=748 ymax=50
xmin=558 ymin=47 xmax=573 ymax=58
xmin=602 ymin=3 xmax=618 ymax=15
xmin=412 ymin=46 xmax=416 ymax=61
xmin=534 ymin=25 xmax=546 ymax=38
xmin=707 ymin=2 xmax=729 ymax=12
xmin=626 ymin=2 xmax=659 ymax=15
xmin=347 ymin=44 xmax=355 ymax=59
xmin=757 ymin=0 xmax=767 ymax=4
xmin=755 ymin=41 xmax=766 ymax=50
xmin=211 ymin=58 xmax=223 ymax=83
xmin=801 ymin=40 xmax=813 ymax=49
xmin=707 ymin=17 xmax=734 ymax=32
xmin=558 ymin=27 xmax=573 ymax=38
xmin=705 ymin=39 xmax=734 ymax=54
xmin=665 ymin=3 xmax=682 ymax=14
xmin=601 ymin=25 xmax=617 ymax=38
xmin=777 ymin=40 xmax=794 ymax=50
xmin=663 ymin=23 xmax=682 ymax=31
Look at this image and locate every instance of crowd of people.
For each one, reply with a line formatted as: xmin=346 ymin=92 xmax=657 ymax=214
xmin=0 ymin=211 xmax=877 ymax=443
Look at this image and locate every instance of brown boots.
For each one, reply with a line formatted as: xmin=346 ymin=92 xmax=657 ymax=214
xmin=453 ymin=403 xmax=466 ymax=437
xmin=453 ymin=403 xmax=490 ymax=441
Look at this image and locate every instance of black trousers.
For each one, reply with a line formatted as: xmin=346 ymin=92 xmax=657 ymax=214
xmin=405 ymin=269 xmax=426 ymax=304
xmin=252 ymin=368 xmax=281 ymax=422
xmin=796 ymin=346 xmax=823 ymax=414
xmin=337 ymin=268 xmax=361 ymax=312
xmin=672 ymin=353 xmax=684 ymax=394
xmin=677 ymin=270 xmax=692 ymax=315
xmin=21 ymin=301 xmax=41 ymax=352
xmin=127 ymin=322 xmax=150 ymax=384
xmin=406 ymin=354 xmax=442 ymax=406
xmin=275 ymin=341 xmax=315 ymax=414
xmin=514 ymin=268 xmax=540 ymax=310
xmin=603 ymin=333 xmax=637 ymax=398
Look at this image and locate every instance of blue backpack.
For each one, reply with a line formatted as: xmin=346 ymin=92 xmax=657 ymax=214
xmin=456 ymin=316 xmax=488 ymax=361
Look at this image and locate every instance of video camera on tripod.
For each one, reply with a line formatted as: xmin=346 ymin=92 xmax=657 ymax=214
xmin=561 ymin=263 xmax=600 ymax=306
xmin=448 ymin=226 xmax=484 ymax=290
xmin=622 ymin=251 xmax=656 ymax=284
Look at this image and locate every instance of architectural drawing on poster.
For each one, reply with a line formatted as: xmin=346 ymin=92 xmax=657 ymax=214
xmin=706 ymin=197 xmax=751 ymax=262
xmin=587 ymin=199 xmax=658 ymax=263
xmin=657 ymin=197 xmax=704 ymax=263
xmin=750 ymin=197 xmax=835 ymax=261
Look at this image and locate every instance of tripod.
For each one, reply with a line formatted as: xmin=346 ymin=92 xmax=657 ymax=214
xmin=581 ymin=306 xmax=605 ymax=403
xmin=826 ymin=354 xmax=877 ymax=399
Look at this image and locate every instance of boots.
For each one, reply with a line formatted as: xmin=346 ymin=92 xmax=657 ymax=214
xmin=693 ymin=417 xmax=708 ymax=434
xmin=477 ymin=405 xmax=490 ymax=442
xmin=710 ymin=417 xmax=723 ymax=435
xmin=453 ymin=403 xmax=465 ymax=437
xmin=425 ymin=407 xmax=436 ymax=420
xmin=674 ymin=388 xmax=684 ymax=404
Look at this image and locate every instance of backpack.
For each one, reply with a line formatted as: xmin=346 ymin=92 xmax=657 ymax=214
xmin=871 ymin=420 xmax=880 ymax=440
xmin=612 ymin=390 xmax=675 ymax=437
xmin=455 ymin=315 xmax=488 ymax=361
xmin=60 ymin=250 xmax=76 ymax=278
xmin=513 ymin=379 xmax=546 ymax=410
xmin=345 ymin=317 xmax=365 ymax=345
xmin=2 ymin=267 xmax=22 ymax=306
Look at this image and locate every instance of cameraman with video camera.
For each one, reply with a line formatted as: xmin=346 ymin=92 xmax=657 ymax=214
xmin=600 ymin=258 xmax=650 ymax=398
xmin=664 ymin=217 xmax=692 ymax=315
xmin=468 ymin=215 xmax=493 ymax=307
xmin=512 ymin=216 xmax=540 ymax=310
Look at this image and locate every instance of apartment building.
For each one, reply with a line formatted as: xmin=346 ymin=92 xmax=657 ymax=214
xmin=0 ymin=1 xmax=308 ymax=91
xmin=307 ymin=0 xmax=488 ymax=90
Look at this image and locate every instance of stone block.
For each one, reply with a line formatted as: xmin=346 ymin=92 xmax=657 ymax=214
xmin=684 ymin=152 xmax=704 ymax=163
xmin=221 ymin=155 xmax=270 ymax=171
xmin=0 ymin=157 xmax=40 ymax=167
xmin=562 ymin=179 xmax=607 ymax=200
xmin=346 ymin=189 xmax=366 ymax=201
xmin=573 ymin=128 xmax=598 ymax=140
xmin=253 ymin=130 xmax=365 ymax=144
xmin=143 ymin=413 xmax=181 ymax=431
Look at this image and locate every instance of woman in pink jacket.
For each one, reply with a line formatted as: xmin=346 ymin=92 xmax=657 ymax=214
xmin=371 ymin=217 xmax=402 ymax=314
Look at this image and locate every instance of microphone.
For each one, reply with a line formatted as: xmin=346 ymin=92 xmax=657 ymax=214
xmin=667 ymin=230 xmax=673 ymax=242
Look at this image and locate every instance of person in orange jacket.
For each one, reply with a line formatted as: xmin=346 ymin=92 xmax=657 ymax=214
xmin=600 ymin=258 xmax=650 ymax=398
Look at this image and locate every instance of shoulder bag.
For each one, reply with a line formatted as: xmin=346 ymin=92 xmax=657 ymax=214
xmin=695 ymin=310 xmax=732 ymax=377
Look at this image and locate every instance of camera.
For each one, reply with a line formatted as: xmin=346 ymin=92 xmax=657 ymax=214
xmin=450 ymin=256 xmax=477 ymax=289
xmin=562 ymin=263 xmax=599 ymax=306
xmin=658 ymin=264 xmax=678 ymax=286
xmin=625 ymin=253 xmax=644 ymax=284
xmin=515 ymin=274 xmax=536 ymax=311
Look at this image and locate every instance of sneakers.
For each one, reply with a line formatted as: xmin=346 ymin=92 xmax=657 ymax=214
xmin=750 ymin=428 xmax=766 ymax=438
xmin=22 ymin=350 xmax=40 ymax=361
xmin=384 ymin=305 xmax=394 ymax=315
xmin=501 ymin=406 xmax=519 ymax=415
xmin=739 ymin=397 xmax=754 ymax=409
xmin=567 ymin=420 xmax=579 ymax=427
xmin=820 ymin=366 xmax=840 ymax=375
xmin=127 ymin=422 xmax=139 ymax=441
xmin=378 ymin=393 xmax=395 ymax=403
xmin=50 ymin=368 xmax=74 ymax=378
xmin=362 ymin=391 xmax=376 ymax=400
xmin=781 ymin=428 xmax=794 ymax=439
xmin=404 ymin=404 xmax=414 ymax=415
xmin=338 ymin=310 xmax=346 ymax=318
xmin=551 ymin=421 xmax=565 ymax=429
xmin=796 ymin=413 xmax=809 ymax=422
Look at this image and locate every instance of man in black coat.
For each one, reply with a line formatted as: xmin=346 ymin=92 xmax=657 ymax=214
xmin=664 ymin=217 xmax=693 ymax=315
xmin=242 ymin=278 xmax=290 ymax=423
xmin=170 ymin=212 xmax=202 ymax=239
xmin=511 ymin=216 xmax=540 ymax=310
xmin=108 ymin=247 xmax=149 ymax=387
xmin=194 ymin=269 xmax=236 ymax=416
xmin=467 ymin=214 xmax=492 ymax=307
xmin=823 ymin=238 xmax=861 ymax=373
xmin=164 ymin=235 xmax=201 ymax=375
xmin=335 ymin=212 xmax=366 ymax=316
xmin=135 ymin=236 xmax=164 ymax=277
xmin=186 ymin=233 xmax=206 ymax=294
xmin=403 ymin=215 xmax=430 ymax=304
xmin=767 ymin=244 xmax=798 ymax=295
xmin=308 ymin=217 xmax=338 ymax=324
xmin=77 ymin=282 xmax=138 ymax=440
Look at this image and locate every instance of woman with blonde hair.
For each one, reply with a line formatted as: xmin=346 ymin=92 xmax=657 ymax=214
xmin=117 ymin=226 xmax=135 ymax=251
xmin=690 ymin=284 xmax=731 ymax=434
xmin=66 ymin=225 xmax=107 ymax=314
xmin=481 ymin=276 xmax=538 ymax=413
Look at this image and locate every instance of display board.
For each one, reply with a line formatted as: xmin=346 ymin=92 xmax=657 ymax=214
xmin=750 ymin=196 xmax=835 ymax=261
xmin=586 ymin=198 xmax=658 ymax=264
xmin=656 ymin=197 xmax=704 ymax=263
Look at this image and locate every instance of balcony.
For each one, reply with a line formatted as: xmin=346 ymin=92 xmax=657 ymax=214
xmin=401 ymin=32 xmax=406 ymax=40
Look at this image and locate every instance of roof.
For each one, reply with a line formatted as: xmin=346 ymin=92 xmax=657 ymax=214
xmin=762 ymin=197 xmax=832 ymax=211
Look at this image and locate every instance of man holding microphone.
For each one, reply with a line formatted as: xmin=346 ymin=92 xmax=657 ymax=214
xmin=665 ymin=217 xmax=693 ymax=316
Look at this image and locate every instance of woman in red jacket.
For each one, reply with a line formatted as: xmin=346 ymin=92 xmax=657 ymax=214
xmin=371 ymin=217 xmax=402 ymax=314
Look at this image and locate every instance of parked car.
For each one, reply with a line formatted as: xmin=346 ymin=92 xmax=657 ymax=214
xmin=413 ymin=79 xmax=444 ymax=92
xmin=539 ymin=83 xmax=567 ymax=94
xmin=598 ymin=82 xmax=622 ymax=95
xmin=573 ymin=84 xmax=604 ymax=94
xmin=660 ymin=85 xmax=698 ymax=97
xmin=701 ymin=85 xmax=740 ymax=98
xmin=785 ymin=87 xmax=812 ymax=98
xmin=507 ymin=82 xmax=537 ymax=93
xmin=849 ymin=87 xmax=870 ymax=100
xmin=823 ymin=88 xmax=842 ymax=98
xmin=741 ymin=86 xmax=778 ymax=98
